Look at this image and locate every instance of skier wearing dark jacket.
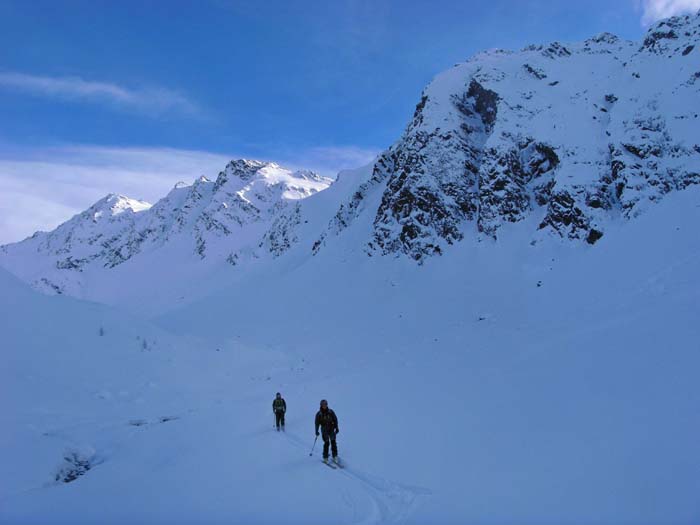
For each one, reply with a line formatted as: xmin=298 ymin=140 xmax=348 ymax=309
xmin=272 ymin=392 xmax=286 ymax=431
xmin=315 ymin=399 xmax=339 ymax=461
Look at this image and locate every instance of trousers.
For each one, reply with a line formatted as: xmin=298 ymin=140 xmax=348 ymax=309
xmin=322 ymin=429 xmax=338 ymax=458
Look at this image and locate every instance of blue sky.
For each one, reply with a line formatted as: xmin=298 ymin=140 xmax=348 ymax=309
xmin=1 ymin=0 xmax=699 ymax=242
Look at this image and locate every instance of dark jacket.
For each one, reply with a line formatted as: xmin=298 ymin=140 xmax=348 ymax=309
xmin=272 ymin=397 xmax=286 ymax=413
xmin=315 ymin=408 xmax=338 ymax=434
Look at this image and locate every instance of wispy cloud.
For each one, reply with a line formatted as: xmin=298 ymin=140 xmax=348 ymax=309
xmin=639 ymin=0 xmax=700 ymax=24
xmin=0 ymin=142 xmax=382 ymax=244
xmin=0 ymin=71 xmax=204 ymax=118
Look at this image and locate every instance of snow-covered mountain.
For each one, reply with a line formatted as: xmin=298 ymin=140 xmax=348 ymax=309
xmin=1 ymin=12 xmax=700 ymax=303
xmin=0 ymin=159 xmax=331 ymax=300
xmin=311 ymin=11 xmax=700 ymax=260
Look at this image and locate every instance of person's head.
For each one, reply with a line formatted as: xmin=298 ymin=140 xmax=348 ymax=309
xmin=276 ymin=392 xmax=281 ymax=398
xmin=320 ymin=399 xmax=328 ymax=410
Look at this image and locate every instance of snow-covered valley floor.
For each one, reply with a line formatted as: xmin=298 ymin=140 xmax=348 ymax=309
xmin=3 ymin=187 xmax=700 ymax=525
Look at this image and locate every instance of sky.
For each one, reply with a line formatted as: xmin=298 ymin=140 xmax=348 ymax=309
xmin=1 ymin=0 xmax=699 ymax=244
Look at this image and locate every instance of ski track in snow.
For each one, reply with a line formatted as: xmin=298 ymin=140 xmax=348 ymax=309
xmin=282 ymin=431 xmax=431 ymax=524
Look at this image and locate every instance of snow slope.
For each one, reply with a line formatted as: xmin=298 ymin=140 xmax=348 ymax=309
xmin=1 ymin=261 xmax=439 ymax=524
xmin=5 ymin=187 xmax=699 ymax=524
xmin=158 ymin=184 xmax=700 ymax=525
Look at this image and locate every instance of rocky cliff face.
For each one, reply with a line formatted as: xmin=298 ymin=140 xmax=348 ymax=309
xmin=314 ymin=11 xmax=700 ymax=261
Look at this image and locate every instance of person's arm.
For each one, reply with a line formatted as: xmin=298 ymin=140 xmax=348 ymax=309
xmin=314 ymin=412 xmax=320 ymax=435
xmin=333 ymin=410 xmax=339 ymax=433
xmin=282 ymin=399 xmax=287 ymax=412
xmin=272 ymin=400 xmax=275 ymax=413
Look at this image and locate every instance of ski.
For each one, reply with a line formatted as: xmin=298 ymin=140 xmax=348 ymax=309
xmin=321 ymin=460 xmax=337 ymax=469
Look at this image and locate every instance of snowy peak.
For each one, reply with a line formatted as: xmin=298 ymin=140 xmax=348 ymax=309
xmin=0 ymin=192 xmax=155 ymax=290
xmin=213 ymin=159 xmax=331 ymax=197
xmin=218 ymin=158 xmax=270 ymax=183
xmin=50 ymin=192 xmax=150 ymax=242
xmin=585 ymin=32 xmax=620 ymax=45
xmin=639 ymin=9 xmax=700 ymax=54
xmin=142 ymin=157 xmax=330 ymax=248
xmin=88 ymin=193 xmax=152 ymax=220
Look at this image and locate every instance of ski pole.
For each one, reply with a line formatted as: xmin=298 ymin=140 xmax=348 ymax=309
xmin=309 ymin=436 xmax=318 ymax=456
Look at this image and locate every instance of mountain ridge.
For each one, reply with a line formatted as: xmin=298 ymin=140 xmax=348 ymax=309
xmin=1 ymin=11 xmax=699 ymax=301
xmin=0 ymin=158 xmax=331 ymax=298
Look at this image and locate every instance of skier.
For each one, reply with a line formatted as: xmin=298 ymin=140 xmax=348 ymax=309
xmin=315 ymin=399 xmax=339 ymax=463
xmin=272 ymin=392 xmax=286 ymax=431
